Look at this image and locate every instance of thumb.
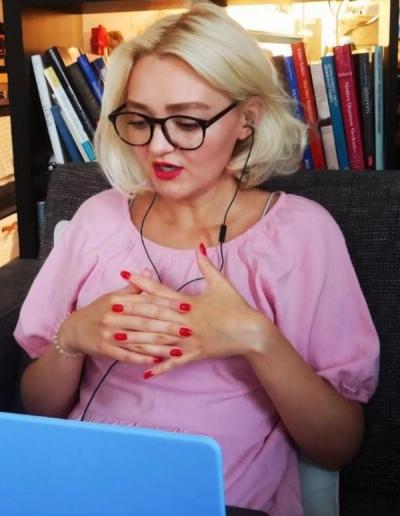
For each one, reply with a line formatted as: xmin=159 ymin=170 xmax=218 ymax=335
xmin=196 ymin=242 xmax=224 ymax=287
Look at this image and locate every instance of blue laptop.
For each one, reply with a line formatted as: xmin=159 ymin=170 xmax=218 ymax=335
xmin=0 ymin=411 xmax=226 ymax=516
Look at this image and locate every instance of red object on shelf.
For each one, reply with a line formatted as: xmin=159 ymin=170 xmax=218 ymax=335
xmin=90 ymin=25 xmax=108 ymax=56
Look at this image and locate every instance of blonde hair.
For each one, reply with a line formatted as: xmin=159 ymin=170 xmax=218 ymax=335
xmin=95 ymin=2 xmax=307 ymax=195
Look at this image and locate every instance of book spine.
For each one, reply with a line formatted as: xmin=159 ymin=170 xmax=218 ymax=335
xmin=77 ymin=54 xmax=103 ymax=104
xmin=310 ymin=61 xmax=339 ymax=169
xmin=355 ymin=53 xmax=375 ymax=169
xmin=333 ymin=44 xmax=365 ymax=170
xmin=291 ymin=41 xmax=326 ymax=169
xmin=374 ymin=46 xmax=384 ymax=170
xmin=45 ymin=47 xmax=95 ymax=139
xmin=50 ymin=104 xmax=83 ymax=162
xmin=283 ymin=55 xmax=313 ymax=170
xmin=43 ymin=66 xmax=95 ymax=162
xmin=321 ymin=56 xmax=350 ymax=170
xmin=31 ymin=55 xmax=65 ymax=164
xmin=92 ymin=56 xmax=107 ymax=85
xmin=65 ymin=62 xmax=100 ymax=126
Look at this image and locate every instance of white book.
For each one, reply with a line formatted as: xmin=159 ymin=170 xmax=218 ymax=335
xmin=310 ymin=62 xmax=339 ymax=170
xmin=31 ymin=55 xmax=65 ymax=164
xmin=43 ymin=66 xmax=95 ymax=162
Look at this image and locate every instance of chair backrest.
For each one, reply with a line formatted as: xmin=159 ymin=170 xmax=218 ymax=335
xmin=41 ymin=163 xmax=400 ymax=514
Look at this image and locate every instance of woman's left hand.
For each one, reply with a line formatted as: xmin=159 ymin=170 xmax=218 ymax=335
xmin=126 ymin=244 xmax=278 ymax=377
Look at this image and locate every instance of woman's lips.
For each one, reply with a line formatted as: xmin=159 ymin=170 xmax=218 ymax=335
xmin=153 ymin=163 xmax=184 ymax=180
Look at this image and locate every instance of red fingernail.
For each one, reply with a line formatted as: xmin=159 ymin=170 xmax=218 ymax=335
xmin=120 ymin=270 xmax=131 ymax=280
xmin=153 ymin=356 xmax=164 ymax=364
xmin=179 ymin=303 xmax=191 ymax=312
xmin=170 ymin=348 xmax=183 ymax=357
xmin=114 ymin=332 xmax=127 ymax=341
xmin=199 ymin=243 xmax=207 ymax=256
xmin=179 ymin=327 xmax=192 ymax=337
xmin=112 ymin=304 xmax=124 ymax=313
xmin=143 ymin=370 xmax=154 ymax=379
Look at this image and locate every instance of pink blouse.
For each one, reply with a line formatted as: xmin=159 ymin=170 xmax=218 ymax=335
xmin=15 ymin=188 xmax=379 ymax=515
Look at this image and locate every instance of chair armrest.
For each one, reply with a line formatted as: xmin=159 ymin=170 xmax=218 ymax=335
xmin=0 ymin=258 xmax=39 ymax=411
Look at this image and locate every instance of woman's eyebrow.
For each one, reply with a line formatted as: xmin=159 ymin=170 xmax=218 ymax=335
xmin=125 ymin=100 xmax=210 ymax=113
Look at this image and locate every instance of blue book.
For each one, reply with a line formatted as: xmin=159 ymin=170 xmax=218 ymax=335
xmin=321 ymin=55 xmax=350 ymax=170
xmin=373 ymin=46 xmax=384 ymax=170
xmin=283 ymin=55 xmax=313 ymax=170
xmin=50 ymin=104 xmax=83 ymax=162
xmin=91 ymin=56 xmax=107 ymax=94
xmin=77 ymin=54 xmax=103 ymax=104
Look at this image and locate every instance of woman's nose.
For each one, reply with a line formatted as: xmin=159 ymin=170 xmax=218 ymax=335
xmin=148 ymin=124 xmax=175 ymax=154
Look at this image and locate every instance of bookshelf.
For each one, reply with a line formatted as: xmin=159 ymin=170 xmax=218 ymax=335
xmin=2 ymin=0 xmax=400 ymax=258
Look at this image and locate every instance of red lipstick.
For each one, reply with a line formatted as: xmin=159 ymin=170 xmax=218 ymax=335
xmin=153 ymin=161 xmax=183 ymax=180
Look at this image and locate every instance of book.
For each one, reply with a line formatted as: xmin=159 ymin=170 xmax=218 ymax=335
xmin=44 ymin=47 xmax=95 ymax=139
xmin=291 ymin=41 xmax=326 ymax=169
xmin=309 ymin=61 xmax=339 ymax=169
xmin=354 ymin=52 xmax=375 ymax=169
xmin=91 ymin=56 xmax=107 ymax=92
xmin=321 ymin=55 xmax=350 ymax=170
xmin=333 ymin=44 xmax=365 ymax=170
xmin=283 ymin=55 xmax=313 ymax=170
xmin=65 ymin=61 xmax=100 ymax=126
xmin=374 ymin=46 xmax=384 ymax=170
xmin=31 ymin=55 xmax=65 ymax=164
xmin=77 ymin=54 xmax=103 ymax=104
xmin=43 ymin=66 xmax=96 ymax=162
xmin=50 ymin=103 xmax=83 ymax=162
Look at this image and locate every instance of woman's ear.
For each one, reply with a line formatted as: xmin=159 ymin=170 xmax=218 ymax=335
xmin=237 ymin=96 xmax=264 ymax=140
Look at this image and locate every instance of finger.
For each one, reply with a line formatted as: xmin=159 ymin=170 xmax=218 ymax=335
xmin=143 ymin=351 xmax=196 ymax=378
xmin=111 ymin=315 xmax=192 ymax=338
xmin=96 ymin=343 xmax=155 ymax=366
xmin=118 ymin=294 xmax=192 ymax=315
xmin=118 ymin=268 xmax=152 ymax=295
xmin=112 ymin=301 xmax=189 ymax=325
xmin=196 ymin=242 xmax=225 ymax=287
xmin=121 ymin=271 xmax=182 ymax=300
xmin=114 ymin=330 xmax=181 ymax=348
xmin=121 ymin=341 xmax=182 ymax=360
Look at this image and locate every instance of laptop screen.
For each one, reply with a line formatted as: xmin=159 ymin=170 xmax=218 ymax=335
xmin=0 ymin=411 xmax=226 ymax=516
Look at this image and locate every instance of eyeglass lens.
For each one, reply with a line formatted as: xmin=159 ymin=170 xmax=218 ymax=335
xmin=114 ymin=113 xmax=204 ymax=149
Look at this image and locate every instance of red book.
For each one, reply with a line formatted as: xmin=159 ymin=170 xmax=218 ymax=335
xmin=291 ymin=41 xmax=326 ymax=169
xmin=333 ymin=44 xmax=365 ymax=170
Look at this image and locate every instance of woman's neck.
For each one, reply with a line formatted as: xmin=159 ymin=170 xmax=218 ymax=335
xmin=150 ymin=176 xmax=239 ymax=232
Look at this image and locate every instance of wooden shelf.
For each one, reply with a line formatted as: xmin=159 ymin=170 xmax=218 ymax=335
xmin=0 ymin=181 xmax=16 ymax=220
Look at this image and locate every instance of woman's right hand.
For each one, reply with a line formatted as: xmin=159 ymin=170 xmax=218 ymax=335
xmin=57 ymin=271 xmax=192 ymax=365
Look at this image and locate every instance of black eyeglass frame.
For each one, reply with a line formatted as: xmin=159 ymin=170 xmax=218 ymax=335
xmin=108 ymin=101 xmax=239 ymax=150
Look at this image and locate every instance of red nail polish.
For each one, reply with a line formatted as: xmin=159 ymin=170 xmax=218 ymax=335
xmin=143 ymin=370 xmax=154 ymax=379
xmin=112 ymin=304 xmax=124 ymax=313
xmin=120 ymin=270 xmax=131 ymax=280
xmin=179 ymin=327 xmax=192 ymax=337
xmin=199 ymin=243 xmax=207 ymax=256
xmin=114 ymin=332 xmax=127 ymax=341
xmin=153 ymin=356 xmax=164 ymax=364
xmin=179 ymin=303 xmax=191 ymax=312
xmin=170 ymin=348 xmax=183 ymax=357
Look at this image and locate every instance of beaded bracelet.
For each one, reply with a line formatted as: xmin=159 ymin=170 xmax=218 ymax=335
xmin=52 ymin=312 xmax=83 ymax=359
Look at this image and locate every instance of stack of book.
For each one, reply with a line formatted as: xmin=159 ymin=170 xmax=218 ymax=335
xmin=32 ymin=46 xmax=108 ymax=164
xmin=274 ymin=41 xmax=384 ymax=171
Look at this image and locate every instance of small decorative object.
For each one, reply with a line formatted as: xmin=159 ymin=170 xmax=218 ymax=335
xmin=90 ymin=25 xmax=108 ymax=56
xmin=107 ymin=30 xmax=124 ymax=54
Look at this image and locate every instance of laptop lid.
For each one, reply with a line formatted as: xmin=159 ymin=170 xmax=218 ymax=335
xmin=0 ymin=412 xmax=225 ymax=516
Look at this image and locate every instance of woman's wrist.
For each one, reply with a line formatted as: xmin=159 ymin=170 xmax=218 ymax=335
xmin=243 ymin=311 xmax=280 ymax=360
xmin=53 ymin=313 xmax=84 ymax=359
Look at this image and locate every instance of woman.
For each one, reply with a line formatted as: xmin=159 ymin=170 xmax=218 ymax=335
xmin=15 ymin=4 xmax=379 ymax=514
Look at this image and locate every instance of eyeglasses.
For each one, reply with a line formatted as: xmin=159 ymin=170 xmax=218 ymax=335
xmin=108 ymin=101 xmax=238 ymax=151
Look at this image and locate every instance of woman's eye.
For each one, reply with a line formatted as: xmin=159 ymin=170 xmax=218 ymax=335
xmin=128 ymin=120 xmax=148 ymax=129
xmin=175 ymin=121 xmax=199 ymax=131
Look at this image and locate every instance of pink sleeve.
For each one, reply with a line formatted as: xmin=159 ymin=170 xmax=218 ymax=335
xmin=274 ymin=203 xmax=379 ymax=403
xmin=14 ymin=203 xmax=98 ymax=358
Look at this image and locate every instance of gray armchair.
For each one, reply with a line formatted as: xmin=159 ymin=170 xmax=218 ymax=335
xmin=1 ymin=162 xmax=399 ymax=515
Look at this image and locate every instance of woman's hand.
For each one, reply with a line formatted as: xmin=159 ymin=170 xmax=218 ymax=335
xmin=126 ymin=245 xmax=278 ymax=377
xmin=58 ymin=270 xmax=193 ymax=365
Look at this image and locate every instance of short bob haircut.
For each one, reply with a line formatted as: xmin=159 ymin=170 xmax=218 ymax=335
xmin=95 ymin=2 xmax=307 ymax=196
